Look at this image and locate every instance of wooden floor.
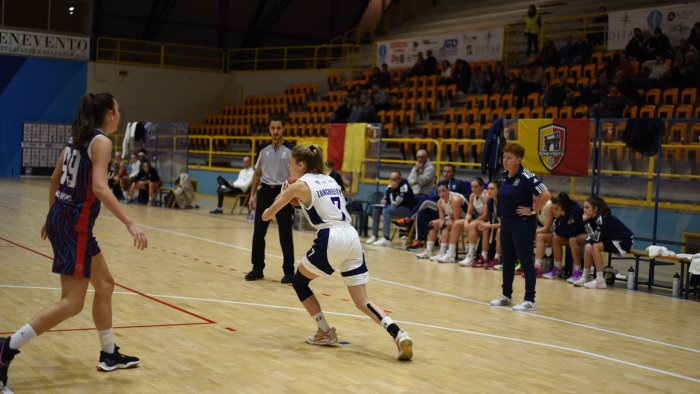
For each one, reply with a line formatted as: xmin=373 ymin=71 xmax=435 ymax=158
xmin=1 ymin=178 xmax=699 ymax=393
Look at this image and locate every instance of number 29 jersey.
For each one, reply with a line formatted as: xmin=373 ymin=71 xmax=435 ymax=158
xmin=297 ymin=173 xmax=351 ymax=230
xmin=53 ymin=130 xmax=106 ymax=231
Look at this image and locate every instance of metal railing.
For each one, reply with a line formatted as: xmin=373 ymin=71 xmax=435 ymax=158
xmin=227 ymin=44 xmax=362 ymax=71
xmin=96 ymin=37 xmax=225 ymax=72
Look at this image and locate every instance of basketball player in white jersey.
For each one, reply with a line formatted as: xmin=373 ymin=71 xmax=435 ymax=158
xmin=261 ymin=144 xmax=413 ymax=361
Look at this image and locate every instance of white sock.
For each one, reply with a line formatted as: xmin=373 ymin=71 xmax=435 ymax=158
xmin=98 ymin=328 xmax=115 ymax=354
xmin=574 ymin=264 xmax=582 ymax=271
xmin=535 ymin=258 xmax=542 ymax=268
xmin=596 ymin=272 xmax=605 ymax=281
xmin=9 ymin=324 xmax=37 ymax=350
xmin=439 ymin=243 xmax=447 ymax=256
xmin=380 ymin=316 xmax=395 ymax=330
xmin=312 ymin=312 xmax=330 ymax=332
xmin=447 ymin=244 xmax=456 ymax=258
xmin=425 ymin=241 xmax=434 ymax=253
xmin=482 ymin=251 xmax=488 ymax=259
xmin=582 ymin=268 xmax=590 ymax=279
xmin=494 ymin=253 xmax=501 ymax=260
xmin=468 ymin=243 xmax=475 ymax=256
xmin=553 ymin=260 xmax=562 ymax=268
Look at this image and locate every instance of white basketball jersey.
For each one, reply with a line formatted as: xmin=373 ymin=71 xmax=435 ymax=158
xmin=297 ymin=173 xmax=351 ymax=229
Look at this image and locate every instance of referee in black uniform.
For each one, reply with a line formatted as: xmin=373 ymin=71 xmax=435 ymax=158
xmin=246 ymin=115 xmax=295 ymax=283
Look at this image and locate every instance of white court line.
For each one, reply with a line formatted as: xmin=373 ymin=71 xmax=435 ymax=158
xmin=3 ymin=283 xmax=697 ymax=385
xmin=4 ymin=284 xmax=700 ymax=384
xmin=2 ymin=191 xmax=699 ymax=356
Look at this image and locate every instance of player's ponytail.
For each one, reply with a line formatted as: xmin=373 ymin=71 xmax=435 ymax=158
xmin=292 ymin=144 xmax=326 ymax=174
xmin=72 ymin=92 xmax=115 ymax=147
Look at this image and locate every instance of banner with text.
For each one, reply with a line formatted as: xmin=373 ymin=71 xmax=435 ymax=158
xmin=376 ymin=27 xmax=503 ymax=69
xmin=0 ymin=29 xmax=90 ymax=61
xmin=608 ymin=4 xmax=700 ymax=50
xmin=518 ymin=119 xmax=590 ymax=177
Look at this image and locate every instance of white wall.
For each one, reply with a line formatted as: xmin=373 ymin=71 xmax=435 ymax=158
xmin=88 ymin=63 xmax=347 ymax=126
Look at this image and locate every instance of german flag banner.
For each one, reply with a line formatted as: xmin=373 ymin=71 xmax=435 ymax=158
xmin=327 ymin=123 xmax=366 ymax=173
xmin=517 ymin=119 xmax=590 ymax=177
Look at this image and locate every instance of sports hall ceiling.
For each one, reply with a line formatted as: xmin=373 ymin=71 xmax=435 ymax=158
xmin=2 ymin=0 xmax=368 ymax=48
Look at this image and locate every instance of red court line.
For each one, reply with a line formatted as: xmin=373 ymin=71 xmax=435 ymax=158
xmin=0 ymin=235 xmax=217 ymax=325
xmin=0 ymin=322 xmax=212 ymax=335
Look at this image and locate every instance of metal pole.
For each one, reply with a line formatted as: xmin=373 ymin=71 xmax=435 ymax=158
xmin=591 ymin=118 xmax=600 ymax=196
xmin=651 ymin=123 xmax=663 ymax=245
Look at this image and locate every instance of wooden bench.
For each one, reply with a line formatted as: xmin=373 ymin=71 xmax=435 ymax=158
xmin=608 ymin=248 xmax=694 ymax=298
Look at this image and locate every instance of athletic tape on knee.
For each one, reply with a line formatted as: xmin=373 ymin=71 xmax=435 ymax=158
xmin=292 ymin=271 xmax=314 ymax=302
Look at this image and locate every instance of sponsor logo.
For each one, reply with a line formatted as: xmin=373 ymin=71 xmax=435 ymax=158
xmin=538 ymin=124 xmax=567 ymax=171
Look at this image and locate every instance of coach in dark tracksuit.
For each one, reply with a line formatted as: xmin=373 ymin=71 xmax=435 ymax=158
xmin=247 ymin=115 xmax=295 ymax=283
xmin=489 ymin=142 xmax=550 ymax=312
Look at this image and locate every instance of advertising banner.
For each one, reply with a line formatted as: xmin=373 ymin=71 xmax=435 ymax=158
xmin=608 ymin=4 xmax=700 ymax=50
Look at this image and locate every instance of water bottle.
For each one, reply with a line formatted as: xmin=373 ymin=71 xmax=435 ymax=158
xmin=626 ymin=267 xmax=635 ymax=290
xmin=672 ymin=273 xmax=681 ymax=298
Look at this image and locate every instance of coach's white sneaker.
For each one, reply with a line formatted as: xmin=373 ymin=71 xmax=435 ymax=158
xmin=512 ymin=300 xmax=537 ymax=312
xmin=372 ymin=238 xmax=391 ymax=247
xmin=305 ymin=327 xmax=338 ymax=346
xmin=395 ymin=330 xmax=413 ymax=361
xmin=489 ymin=295 xmax=512 ymax=307
xmin=365 ymin=236 xmax=377 ymax=244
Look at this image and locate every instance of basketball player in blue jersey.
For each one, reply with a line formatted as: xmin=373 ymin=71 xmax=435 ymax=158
xmin=261 ymin=144 xmax=413 ymax=361
xmin=0 ymin=93 xmax=148 ymax=390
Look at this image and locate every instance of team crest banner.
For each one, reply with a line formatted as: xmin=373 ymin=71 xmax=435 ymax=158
xmin=518 ymin=119 xmax=590 ymax=176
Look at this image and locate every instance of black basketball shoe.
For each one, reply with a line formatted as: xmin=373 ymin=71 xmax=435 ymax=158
xmin=96 ymin=345 xmax=140 ymax=372
xmin=0 ymin=336 xmax=20 ymax=388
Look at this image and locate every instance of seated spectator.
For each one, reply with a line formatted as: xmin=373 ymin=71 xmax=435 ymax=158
xmin=615 ymin=53 xmax=638 ymax=78
xmin=589 ymin=86 xmax=635 ymax=118
xmin=542 ymin=192 xmax=586 ymax=282
xmin=406 ymin=164 xmax=470 ymax=250
xmin=689 ymin=21 xmax=700 ymax=51
xmin=479 ymin=181 xmax=502 ymax=269
xmin=637 ymin=55 xmax=670 ymax=89
xmin=108 ymin=150 xmax=126 ymax=201
xmin=559 ymin=36 xmax=576 ymax=65
xmin=121 ymin=152 xmax=142 ymax=194
xmin=439 ymin=59 xmax=454 ymax=84
xmin=521 ymin=63 xmax=544 ymax=95
xmin=648 ymin=27 xmax=673 ymax=60
xmin=415 ymin=181 xmax=466 ymax=260
xmin=423 ymin=50 xmax=438 ymax=75
xmin=127 ymin=159 xmax=161 ymax=206
xmin=331 ymin=98 xmax=351 ymax=123
xmin=624 ymin=28 xmax=649 ymax=61
xmin=401 ymin=51 xmax=425 ymax=82
xmin=378 ymin=63 xmax=392 ymax=88
xmin=453 ymin=59 xmax=472 ymax=95
xmin=530 ymin=194 xmax=553 ymax=276
xmin=434 ymin=177 xmax=487 ymax=264
xmin=326 ymin=160 xmax=348 ymax=193
xmin=489 ymin=62 xmax=509 ymax=94
xmin=572 ymin=36 xmax=592 ymax=64
xmin=366 ymin=171 xmax=417 ymax=247
xmin=210 ymin=156 xmax=254 ymax=214
xmin=372 ymin=84 xmax=391 ymax=111
xmin=537 ymin=39 xmax=560 ymax=67
xmin=364 ymin=97 xmax=379 ymax=123
xmin=366 ymin=66 xmax=383 ymax=88
xmin=672 ymin=39 xmax=699 ymax=87
xmin=613 ymin=69 xmax=643 ymax=105
xmin=468 ymin=65 xmax=487 ymax=95
xmin=407 ymin=149 xmax=436 ymax=200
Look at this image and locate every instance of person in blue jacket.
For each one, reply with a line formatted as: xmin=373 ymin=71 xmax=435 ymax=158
xmin=489 ymin=142 xmax=550 ymax=312
xmin=542 ymin=192 xmax=587 ymax=281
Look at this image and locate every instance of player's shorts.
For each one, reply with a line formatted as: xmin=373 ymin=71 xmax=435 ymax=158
xmin=46 ymin=203 xmax=100 ymax=278
xmin=301 ymin=225 xmax=369 ymax=286
xmin=602 ymin=237 xmax=633 ymax=256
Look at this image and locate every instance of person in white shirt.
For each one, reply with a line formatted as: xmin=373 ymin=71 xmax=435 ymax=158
xmin=210 ymin=156 xmax=254 ymax=214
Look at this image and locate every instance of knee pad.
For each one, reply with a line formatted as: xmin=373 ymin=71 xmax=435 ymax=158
xmin=292 ymin=270 xmax=314 ymax=302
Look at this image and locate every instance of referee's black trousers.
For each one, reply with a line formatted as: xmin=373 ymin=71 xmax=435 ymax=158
xmin=251 ymin=185 xmax=295 ymax=275
xmin=500 ymin=216 xmax=537 ymax=302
